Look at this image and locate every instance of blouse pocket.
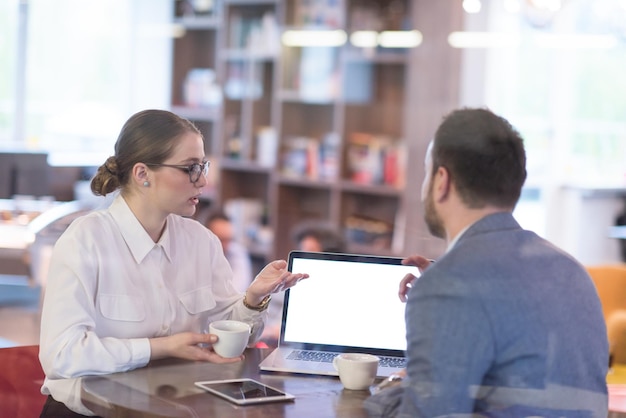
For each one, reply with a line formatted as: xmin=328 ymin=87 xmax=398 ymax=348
xmin=99 ymin=294 xmax=146 ymax=322
xmin=178 ymin=286 xmax=216 ymax=314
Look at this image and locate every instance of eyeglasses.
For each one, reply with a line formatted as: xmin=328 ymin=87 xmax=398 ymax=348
xmin=145 ymin=160 xmax=210 ymax=183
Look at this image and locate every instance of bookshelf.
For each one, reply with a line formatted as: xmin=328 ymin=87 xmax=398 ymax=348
xmin=169 ymin=0 xmax=449 ymax=261
xmin=171 ymin=1 xmax=223 ymax=203
xmin=271 ymin=0 xmax=412 ymax=259
xmin=170 ymin=0 xmax=280 ymax=254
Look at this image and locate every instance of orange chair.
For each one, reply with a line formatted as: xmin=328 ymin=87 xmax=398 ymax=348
xmin=0 ymin=345 xmax=46 ymax=417
xmin=586 ymin=265 xmax=626 ymax=365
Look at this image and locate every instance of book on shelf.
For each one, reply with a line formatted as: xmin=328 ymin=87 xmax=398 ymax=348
xmin=383 ymin=142 xmax=407 ymax=188
xmin=224 ymin=61 xmax=263 ymax=100
xmin=255 ymin=126 xmax=278 ymax=167
xmin=346 ymin=132 xmax=406 ymax=187
xmin=228 ymin=10 xmax=279 ymax=54
xmin=183 ymin=68 xmax=222 ymax=108
xmin=319 ymin=132 xmax=340 ymax=181
xmin=306 ymin=139 xmax=319 ymax=180
xmin=343 ymin=61 xmax=373 ymax=104
xmin=280 ymin=136 xmax=313 ymax=179
xmin=344 ymin=214 xmax=393 ymax=250
xmin=228 ymin=12 xmax=250 ymax=49
xmin=280 ymin=133 xmax=339 ymax=181
xmin=299 ymin=47 xmax=337 ymax=103
xmin=348 ymin=1 xmax=409 ymax=32
xmin=294 ymin=0 xmax=346 ymax=29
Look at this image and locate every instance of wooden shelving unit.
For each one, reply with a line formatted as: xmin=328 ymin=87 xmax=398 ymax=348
xmin=171 ymin=0 xmax=415 ymax=261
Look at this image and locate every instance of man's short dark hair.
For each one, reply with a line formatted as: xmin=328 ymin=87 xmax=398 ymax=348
xmin=432 ymin=107 xmax=527 ymax=209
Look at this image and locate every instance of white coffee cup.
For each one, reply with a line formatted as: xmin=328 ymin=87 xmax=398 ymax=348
xmin=208 ymin=320 xmax=251 ymax=358
xmin=333 ymin=353 xmax=379 ymax=390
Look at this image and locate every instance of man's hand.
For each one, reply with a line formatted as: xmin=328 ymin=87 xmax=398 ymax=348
xmin=399 ymin=255 xmax=435 ymax=302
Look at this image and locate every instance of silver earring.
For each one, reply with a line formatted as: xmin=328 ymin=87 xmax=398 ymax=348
xmin=143 ymin=181 xmax=150 ymax=187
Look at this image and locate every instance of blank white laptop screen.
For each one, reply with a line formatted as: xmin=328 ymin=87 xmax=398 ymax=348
xmin=281 ymin=254 xmax=420 ymax=352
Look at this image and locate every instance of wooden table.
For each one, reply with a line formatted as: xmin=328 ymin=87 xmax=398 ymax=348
xmin=81 ymin=348 xmax=373 ymax=418
xmin=82 ymin=348 xmax=625 ymax=417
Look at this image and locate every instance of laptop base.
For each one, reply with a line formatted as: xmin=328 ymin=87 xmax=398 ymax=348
xmin=259 ymin=348 xmax=401 ymax=378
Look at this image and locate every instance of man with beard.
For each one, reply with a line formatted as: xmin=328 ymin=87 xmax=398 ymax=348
xmin=364 ymin=108 xmax=608 ymax=417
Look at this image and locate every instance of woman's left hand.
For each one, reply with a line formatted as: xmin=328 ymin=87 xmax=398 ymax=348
xmin=246 ymin=260 xmax=309 ymax=305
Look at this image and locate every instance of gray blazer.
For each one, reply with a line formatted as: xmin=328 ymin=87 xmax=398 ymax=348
xmin=366 ymin=212 xmax=608 ymax=417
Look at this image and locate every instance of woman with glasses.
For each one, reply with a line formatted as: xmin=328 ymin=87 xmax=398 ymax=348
xmin=38 ymin=109 xmax=309 ymax=417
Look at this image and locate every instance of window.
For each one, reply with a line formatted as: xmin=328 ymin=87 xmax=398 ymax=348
xmin=485 ymin=1 xmax=626 ymax=188
xmin=0 ymin=0 xmax=172 ymax=166
xmin=462 ymin=0 xmax=626 ymax=237
xmin=0 ymin=1 xmax=19 ymax=145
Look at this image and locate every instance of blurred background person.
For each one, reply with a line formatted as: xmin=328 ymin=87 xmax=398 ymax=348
xmin=291 ymin=220 xmax=347 ymax=253
xmin=206 ymin=211 xmax=253 ymax=293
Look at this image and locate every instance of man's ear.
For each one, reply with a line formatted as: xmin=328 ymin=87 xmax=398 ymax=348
xmin=432 ymin=166 xmax=451 ymax=202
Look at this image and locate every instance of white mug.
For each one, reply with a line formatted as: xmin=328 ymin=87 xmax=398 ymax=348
xmin=333 ymin=353 xmax=379 ymax=390
xmin=208 ymin=320 xmax=251 ymax=358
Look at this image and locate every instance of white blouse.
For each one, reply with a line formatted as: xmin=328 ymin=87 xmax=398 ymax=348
xmin=39 ymin=194 xmax=266 ymax=415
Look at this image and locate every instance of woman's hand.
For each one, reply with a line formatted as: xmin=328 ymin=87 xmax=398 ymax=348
xmin=149 ymin=332 xmax=244 ymax=363
xmin=245 ymin=259 xmax=309 ymax=305
xmin=398 ymin=255 xmax=434 ymax=302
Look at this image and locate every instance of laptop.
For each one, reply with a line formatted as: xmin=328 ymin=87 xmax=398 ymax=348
xmin=259 ymin=250 xmax=420 ymax=378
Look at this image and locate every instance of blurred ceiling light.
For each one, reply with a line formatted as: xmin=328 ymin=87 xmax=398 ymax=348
xmin=448 ymin=31 xmax=521 ymax=48
xmin=378 ymin=30 xmax=423 ymax=48
xmin=282 ymin=30 xmax=347 ymax=47
xmin=534 ymin=33 xmax=618 ymax=49
xmin=504 ymin=0 xmax=521 ymax=13
xmin=350 ymin=31 xmax=378 ymax=48
xmin=463 ymin=0 xmax=482 ymax=14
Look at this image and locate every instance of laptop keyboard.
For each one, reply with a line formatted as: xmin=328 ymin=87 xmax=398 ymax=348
xmin=286 ymin=350 xmax=406 ymax=368
xmin=378 ymin=356 xmax=406 ymax=368
xmin=287 ymin=350 xmax=337 ymax=363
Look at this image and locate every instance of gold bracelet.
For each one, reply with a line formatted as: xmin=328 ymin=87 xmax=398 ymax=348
xmin=243 ymin=293 xmax=271 ymax=312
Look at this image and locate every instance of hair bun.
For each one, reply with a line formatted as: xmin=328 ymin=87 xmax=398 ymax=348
xmin=104 ymin=156 xmax=118 ymax=176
